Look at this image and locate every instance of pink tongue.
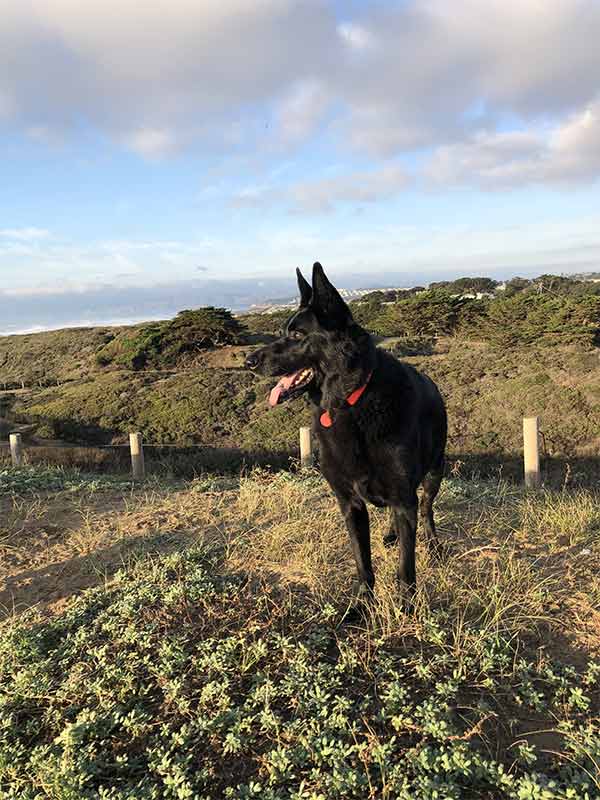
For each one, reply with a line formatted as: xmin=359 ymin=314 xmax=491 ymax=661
xmin=269 ymin=373 xmax=297 ymax=407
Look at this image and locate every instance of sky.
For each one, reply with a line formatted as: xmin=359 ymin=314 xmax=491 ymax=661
xmin=2 ymin=0 xmax=600 ymax=332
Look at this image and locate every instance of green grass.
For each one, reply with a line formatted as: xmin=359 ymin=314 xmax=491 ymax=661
xmin=0 ymin=466 xmax=148 ymax=495
xmin=0 ymin=545 xmax=597 ymax=799
xmin=0 ymin=327 xmax=120 ymax=389
xmin=0 ymin=469 xmax=599 ymax=799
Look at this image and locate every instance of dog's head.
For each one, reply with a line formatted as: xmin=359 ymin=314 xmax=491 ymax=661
xmin=245 ymin=262 xmax=375 ymax=410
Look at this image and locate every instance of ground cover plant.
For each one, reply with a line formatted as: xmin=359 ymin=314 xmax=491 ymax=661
xmin=0 ymin=467 xmax=598 ymax=798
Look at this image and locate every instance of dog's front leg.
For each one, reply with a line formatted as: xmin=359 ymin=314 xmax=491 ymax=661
xmin=337 ymin=495 xmax=374 ymax=620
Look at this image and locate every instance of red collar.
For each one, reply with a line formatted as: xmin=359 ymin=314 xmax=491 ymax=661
xmin=320 ymin=371 xmax=373 ymax=428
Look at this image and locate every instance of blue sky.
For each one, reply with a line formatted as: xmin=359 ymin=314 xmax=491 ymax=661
xmin=1 ymin=0 xmax=600 ymax=330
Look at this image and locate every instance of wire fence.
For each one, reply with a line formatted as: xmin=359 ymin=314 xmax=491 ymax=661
xmin=2 ymin=419 xmax=544 ymax=486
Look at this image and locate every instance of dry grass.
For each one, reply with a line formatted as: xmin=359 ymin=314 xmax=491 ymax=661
xmin=2 ymin=468 xmax=598 ymax=661
xmin=224 ymin=473 xmax=600 ymax=663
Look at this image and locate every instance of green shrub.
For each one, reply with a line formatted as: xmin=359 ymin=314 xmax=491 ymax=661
xmin=480 ymin=293 xmax=600 ymax=348
xmin=95 ymin=308 xmax=244 ymax=370
xmin=95 ymin=323 xmax=166 ymax=369
xmin=367 ymin=291 xmax=481 ymax=338
xmin=167 ymin=307 xmax=245 ymax=351
xmin=429 ymin=276 xmax=498 ymax=294
xmin=348 ymin=296 xmax=384 ymax=328
xmin=349 ymin=280 xmax=600 ymax=347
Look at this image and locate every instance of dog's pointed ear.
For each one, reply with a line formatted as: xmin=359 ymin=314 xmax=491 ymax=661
xmin=311 ymin=262 xmax=352 ymax=327
xmin=296 ymin=267 xmax=312 ymax=307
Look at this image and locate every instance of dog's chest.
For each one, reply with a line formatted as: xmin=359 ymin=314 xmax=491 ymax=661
xmin=316 ymin=415 xmax=405 ymax=507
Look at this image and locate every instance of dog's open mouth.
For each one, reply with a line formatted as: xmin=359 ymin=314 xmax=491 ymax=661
xmin=269 ymin=368 xmax=314 ymax=406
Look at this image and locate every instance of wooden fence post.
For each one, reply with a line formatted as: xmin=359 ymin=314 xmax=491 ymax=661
xmin=129 ymin=432 xmax=145 ymax=480
xmin=523 ymin=416 xmax=540 ymax=488
xmin=9 ymin=433 xmax=23 ymax=467
xmin=299 ymin=426 xmax=313 ymax=469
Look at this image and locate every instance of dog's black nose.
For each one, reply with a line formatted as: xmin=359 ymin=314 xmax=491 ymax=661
xmin=245 ymin=353 xmax=259 ymax=369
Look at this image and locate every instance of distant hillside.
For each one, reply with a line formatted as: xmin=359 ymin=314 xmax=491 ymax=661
xmin=1 ymin=275 xmax=600 ymax=459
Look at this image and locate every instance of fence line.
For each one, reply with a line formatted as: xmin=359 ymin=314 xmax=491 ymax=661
xmin=3 ymin=419 xmax=543 ymax=486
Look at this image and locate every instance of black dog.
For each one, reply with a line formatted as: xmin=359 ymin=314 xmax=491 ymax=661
xmin=245 ymin=263 xmax=447 ymax=617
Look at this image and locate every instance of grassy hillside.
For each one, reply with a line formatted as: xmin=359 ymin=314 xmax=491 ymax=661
xmin=0 ymin=467 xmax=598 ymax=798
xmin=1 ymin=284 xmax=600 ymax=460
xmin=0 ymin=326 xmax=121 ymax=389
xmin=2 ymin=337 xmax=599 ymax=463
xmin=0 ymin=308 xmax=243 ymax=390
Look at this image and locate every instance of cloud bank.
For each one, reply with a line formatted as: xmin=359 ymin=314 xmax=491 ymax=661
xmin=1 ymin=0 xmax=599 ymax=192
xmin=3 ymin=210 xmax=600 ymax=335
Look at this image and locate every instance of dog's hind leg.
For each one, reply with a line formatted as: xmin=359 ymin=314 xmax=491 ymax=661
xmin=420 ymin=465 xmax=444 ymax=559
xmin=393 ymin=495 xmax=418 ymax=612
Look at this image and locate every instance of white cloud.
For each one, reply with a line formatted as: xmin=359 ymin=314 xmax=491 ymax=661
xmin=0 ymin=91 xmax=14 ymax=119
xmin=329 ymin=0 xmax=600 ymax=157
xmin=425 ymin=98 xmax=600 ymax=188
xmin=289 ymin=163 xmax=409 ymax=213
xmin=550 ymin=101 xmax=600 ymax=172
xmin=122 ymin=128 xmax=177 ymax=157
xmin=4 ymin=216 xmax=600 ymax=300
xmin=1 ymin=0 xmax=599 ymax=196
xmin=231 ymin=163 xmax=409 ymax=213
xmin=337 ymin=22 xmax=376 ymax=52
xmin=3 ymin=211 xmax=600 ymax=333
xmin=231 ymin=184 xmax=278 ymax=207
xmin=0 ymin=234 xmax=226 ymax=293
xmin=0 ymin=227 xmax=50 ymax=240
xmin=0 ymin=0 xmax=336 ymax=154
xmin=276 ymin=81 xmax=330 ymax=145
xmin=25 ymin=125 xmax=65 ymax=146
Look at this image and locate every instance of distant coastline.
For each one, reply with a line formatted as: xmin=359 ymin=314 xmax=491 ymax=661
xmin=2 ymin=269 xmax=598 ymax=338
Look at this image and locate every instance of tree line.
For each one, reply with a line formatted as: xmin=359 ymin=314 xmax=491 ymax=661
xmin=94 ymin=273 xmax=600 ymax=370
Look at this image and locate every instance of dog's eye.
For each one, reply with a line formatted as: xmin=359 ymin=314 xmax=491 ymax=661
xmin=290 ymin=330 xmax=304 ymax=340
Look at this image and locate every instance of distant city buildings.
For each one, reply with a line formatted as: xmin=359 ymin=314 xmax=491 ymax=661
xmin=244 ymin=271 xmax=600 ymax=315
xmin=247 ymin=287 xmax=413 ymax=314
